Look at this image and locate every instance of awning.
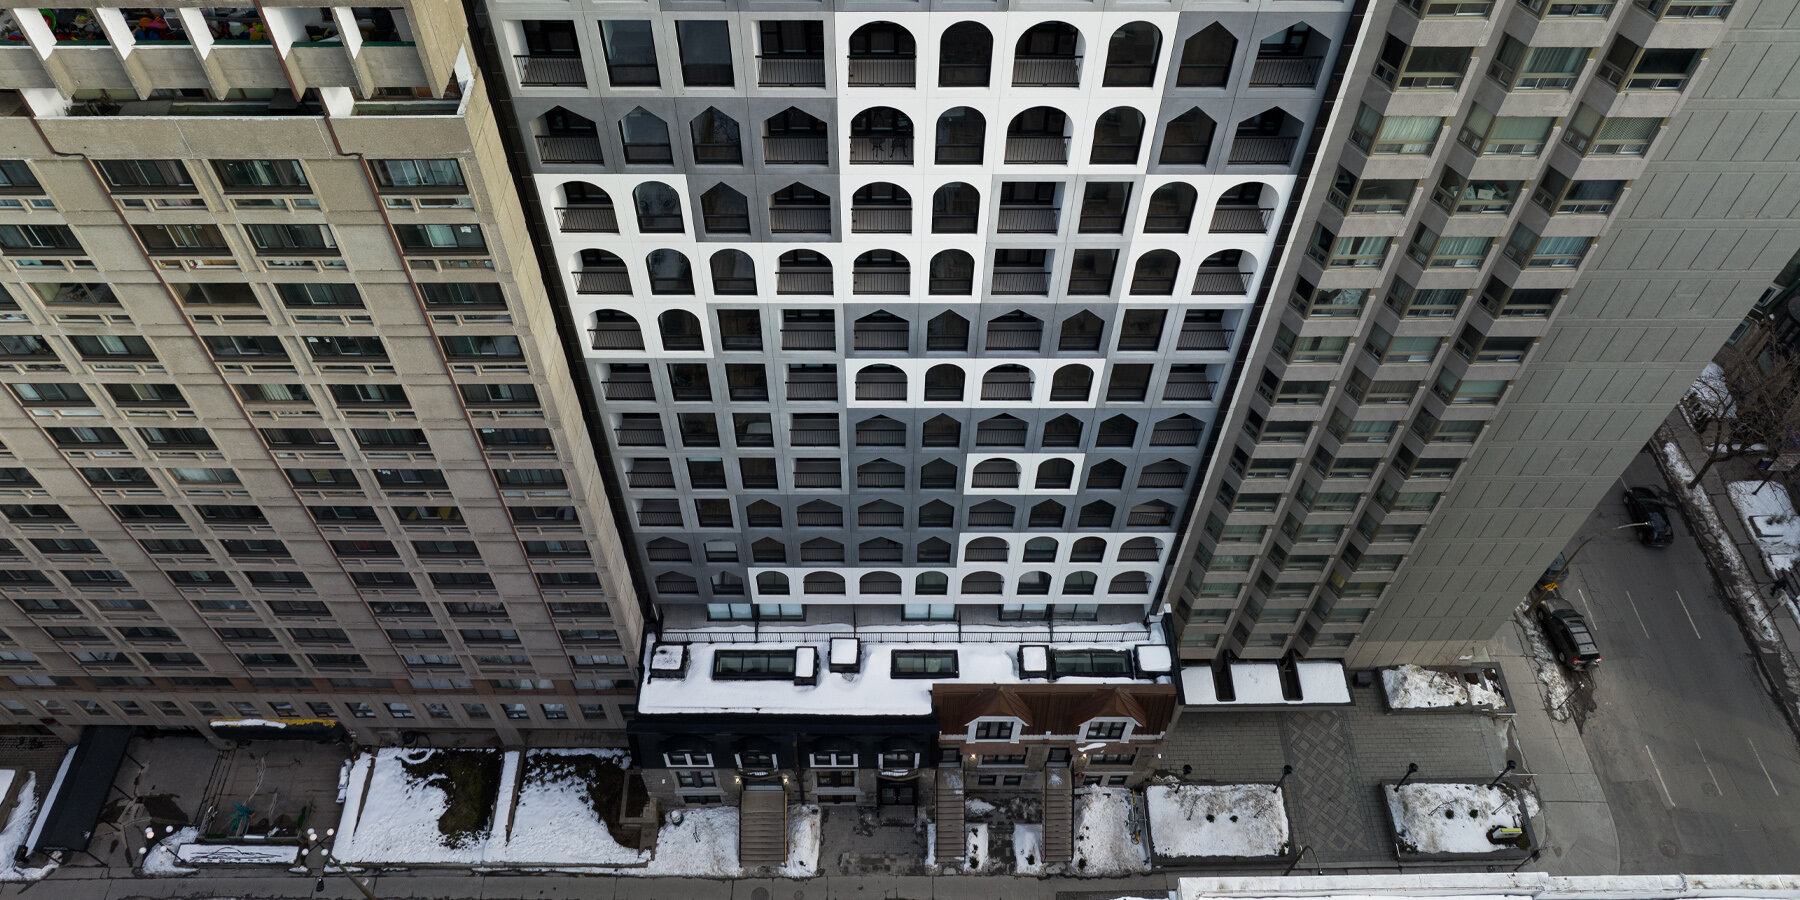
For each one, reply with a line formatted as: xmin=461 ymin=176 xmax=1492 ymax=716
xmin=208 ymin=718 xmax=347 ymax=742
xmin=33 ymin=725 xmax=131 ymax=853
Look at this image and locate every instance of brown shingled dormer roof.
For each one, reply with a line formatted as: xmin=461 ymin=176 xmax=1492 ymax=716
xmin=933 ymin=684 xmax=1178 ymax=735
xmin=1070 ymin=688 xmax=1150 ymax=727
xmin=955 ymin=687 xmax=1036 ymax=728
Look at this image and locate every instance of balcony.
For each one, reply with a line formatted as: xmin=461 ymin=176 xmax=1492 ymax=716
xmin=849 ymin=136 xmax=913 ymax=165
xmin=770 ymin=205 xmax=831 ymax=234
xmin=852 ymin=269 xmax=909 ymax=295
xmin=1162 ymin=375 xmax=1216 ymax=401
xmin=991 ymin=269 xmax=1050 ymax=296
xmin=1210 ymin=205 xmax=1274 ymax=233
xmin=1192 ymin=268 xmax=1252 ymax=295
xmin=557 ymin=205 xmax=618 ymax=233
xmin=703 ymin=212 xmax=751 ymax=234
xmin=1249 ymin=56 xmax=1323 ymax=88
xmin=1005 ymin=136 xmax=1070 ymax=165
xmin=856 ymin=375 xmax=907 ymax=400
xmin=851 ymin=205 xmax=911 ymax=233
xmin=758 ymin=56 xmax=826 ymax=87
xmin=981 ymin=377 xmax=1032 ymax=401
xmin=847 ymin=56 xmax=916 ymax=87
xmin=930 ymin=271 xmax=974 ymax=295
xmin=1013 ymin=56 xmax=1081 ymax=87
xmin=854 ymin=327 xmax=908 ymax=351
xmin=515 ymin=55 xmax=586 ymax=87
xmin=764 ymin=136 xmax=829 ymax=165
xmin=591 ymin=327 xmax=644 ymax=351
xmin=536 ymin=135 xmax=603 ymax=165
xmin=574 ymin=269 xmax=631 ymax=294
xmin=997 ymin=206 xmax=1058 ymax=233
xmin=1178 ymin=327 xmax=1232 ymax=351
xmin=778 ymin=270 xmax=834 ymax=296
xmin=787 ymin=378 xmax=838 ymax=401
xmin=1229 ymin=136 xmax=1296 ymax=166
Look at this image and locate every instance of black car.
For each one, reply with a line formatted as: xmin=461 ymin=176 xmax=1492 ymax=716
xmin=1534 ymin=593 xmax=1602 ymax=671
xmin=1622 ymin=486 xmax=1675 ymax=547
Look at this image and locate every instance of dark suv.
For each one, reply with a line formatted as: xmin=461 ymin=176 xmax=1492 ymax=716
xmin=1622 ymin=486 xmax=1675 ymax=547
xmin=1534 ymin=593 xmax=1602 ymax=671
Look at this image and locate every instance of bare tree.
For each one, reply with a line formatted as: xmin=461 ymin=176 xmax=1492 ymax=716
xmin=1684 ymin=343 xmax=1800 ymax=487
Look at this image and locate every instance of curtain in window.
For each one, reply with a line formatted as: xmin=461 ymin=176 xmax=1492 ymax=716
xmin=1435 ymin=236 xmax=1493 ymax=257
xmin=1535 ymin=236 xmax=1592 ymax=256
xmin=1595 ymin=117 xmax=1661 ymax=140
xmin=1377 ymin=115 xmax=1443 ymax=141
xmin=1491 ymin=116 xmax=1554 ymax=141
xmin=1525 ymin=46 xmax=1587 ymax=74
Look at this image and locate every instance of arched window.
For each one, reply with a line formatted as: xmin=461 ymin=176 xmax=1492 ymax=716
xmin=1063 ymin=571 xmax=1098 ymax=596
xmin=1119 ymin=537 xmax=1164 ymax=561
xmin=1085 ymin=459 xmax=1126 ymax=490
xmin=1044 ymin=413 xmax=1083 ymax=447
xmin=1255 ymin=24 xmax=1326 ymax=89
xmin=1091 ymin=107 xmax=1146 ymax=164
xmin=1043 ymin=366 xmax=1088 ymax=403
xmin=1006 ymin=107 xmax=1071 ymax=164
xmin=757 ymin=572 xmax=790 ymax=595
xmin=1059 ymin=311 xmax=1104 ymax=351
xmin=777 ymin=250 xmax=833 ymax=295
xmin=965 ymin=536 xmax=1010 ymax=561
xmin=850 ymin=107 xmax=915 ymax=165
xmin=939 ymin=22 xmax=992 ymax=86
xmin=557 ymin=182 xmax=616 ymax=233
xmin=928 ymin=311 xmax=971 ymax=350
xmin=620 ymin=108 xmax=673 ymax=165
xmin=961 ymin=571 xmax=1004 ymax=595
xmin=1103 ymin=22 xmax=1161 ymax=87
xmin=851 ymin=183 xmax=912 ymax=234
xmin=1109 ymin=572 xmax=1151 ymax=594
xmin=1071 ymin=537 xmax=1107 ymax=561
xmin=690 ymin=108 xmax=742 ymax=165
xmin=1018 ymin=571 xmax=1052 ymax=596
xmin=633 ymin=182 xmax=683 ymax=232
xmin=1159 ymin=108 xmax=1217 ymax=165
xmin=1196 ymin=249 xmax=1254 ymax=295
xmin=1079 ymin=500 xmax=1117 ymax=529
xmin=1145 ymin=183 xmax=1198 ymax=233
xmin=929 ymin=250 xmax=975 ymax=295
xmin=936 ymin=108 xmax=986 ymax=164
xmin=1212 ymin=182 xmax=1275 ymax=233
xmin=646 ymin=249 xmax=694 ymax=295
xmin=576 ymin=248 xmax=630 ymax=294
xmin=1014 ymin=22 xmax=1081 ymax=87
xmin=804 ymin=572 xmax=846 ymax=595
xmin=861 ymin=572 xmax=902 ymax=595
xmin=709 ymin=249 xmax=755 ymax=295
xmin=853 ymin=250 xmax=910 ymax=295
xmin=981 ymin=364 xmax=1033 ymax=401
xmin=657 ymin=310 xmax=702 ymax=351
xmin=1035 ymin=459 xmax=1074 ymax=490
xmin=699 ymin=184 xmax=749 ymax=234
xmin=931 ymin=183 xmax=980 ymax=233
xmin=1097 ymin=414 xmax=1139 ymax=447
xmin=589 ymin=309 xmax=643 ymax=350
xmin=971 ymin=460 xmax=1021 ymax=489
xmin=1023 ymin=537 xmax=1059 ymax=562
xmin=923 ymin=364 xmax=965 ymax=402
xmin=536 ymin=107 xmax=601 ymax=164
xmin=1231 ymin=108 xmax=1302 ymax=166
xmin=1178 ymin=24 xmax=1237 ymax=88
xmin=1130 ymin=250 xmax=1180 ymax=295
xmin=847 ymin=22 xmax=917 ymax=87
xmin=856 ymin=364 xmax=908 ymax=402
xmin=916 ymin=571 xmax=948 ymax=595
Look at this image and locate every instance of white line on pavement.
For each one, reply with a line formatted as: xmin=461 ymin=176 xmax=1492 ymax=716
xmin=1646 ymin=744 xmax=1676 ymax=807
xmin=1674 ymin=590 xmax=1703 ymax=640
xmin=1748 ymin=737 xmax=1781 ymax=796
xmin=1577 ymin=587 xmax=1599 ymax=632
xmin=1694 ymin=739 xmax=1719 ymax=793
xmin=1623 ymin=589 xmax=1653 ymax=639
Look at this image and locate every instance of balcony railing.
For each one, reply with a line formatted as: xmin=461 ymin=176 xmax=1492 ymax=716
xmin=516 ymin=55 xmax=586 ymax=87
xmin=536 ymin=134 xmax=603 ymax=164
xmin=985 ymin=328 xmax=1044 ymax=350
xmin=574 ymin=269 xmax=631 ymax=294
xmin=847 ymin=56 xmax=916 ymax=87
xmin=851 ymin=206 xmax=911 ymax=233
xmin=1229 ymin=136 xmax=1296 ymax=166
xmin=636 ymin=214 xmax=683 ymax=234
xmin=1162 ymin=377 xmax=1216 ymax=401
xmin=1129 ymin=275 xmax=1177 ymax=295
xmin=990 ymin=269 xmax=1050 ymax=295
xmin=590 ymin=328 xmax=644 ymax=350
xmin=769 ymin=205 xmax=831 ymax=233
xmin=1210 ymin=205 xmax=1274 ymax=233
xmin=1102 ymin=63 xmax=1156 ymax=87
xmin=764 ymin=136 xmax=829 ymax=165
xmin=939 ymin=63 xmax=988 ymax=87
xmin=1005 ymin=135 xmax=1070 ymax=164
xmin=786 ymin=379 xmax=838 ymax=401
xmin=1178 ymin=327 xmax=1231 ymax=351
xmin=854 ymin=328 xmax=908 ymax=350
xmin=1013 ymin=56 xmax=1081 ymax=87
xmin=981 ymin=379 xmax=1032 ymax=401
xmin=702 ymin=213 xmax=750 ymax=235
xmin=757 ymin=56 xmax=826 ymax=87
xmin=849 ymin=135 xmax=913 ymax=164
xmin=930 ymin=274 xmax=974 ymax=295
xmin=856 ymin=378 xmax=907 ymax=400
xmin=1159 ymin=143 xmax=1212 ymax=165
xmin=852 ymin=270 xmax=909 ymax=295
xmin=777 ymin=271 xmax=834 ymax=296
xmin=997 ymin=206 xmax=1059 ymax=233
xmin=1192 ymin=269 xmax=1252 ymax=294
xmin=603 ymin=379 xmax=655 ymax=400
xmin=557 ymin=205 xmax=618 ymax=233
xmin=932 ymin=212 xmax=978 ymax=233
xmin=1249 ymin=56 xmax=1323 ymax=87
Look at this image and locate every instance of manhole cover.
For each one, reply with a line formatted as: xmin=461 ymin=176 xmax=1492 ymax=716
xmin=752 ymin=888 xmax=769 ymax=900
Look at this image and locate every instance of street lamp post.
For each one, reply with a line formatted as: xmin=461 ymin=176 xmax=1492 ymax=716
xmin=304 ymin=828 xmax=378 ymax=900
xmin=1274 ymin=764 xmax=1293 ymax=793
xmin=1397 ymin=762 xmax=1419 ymax=788
xmin=1488 ymin=759 xmax=1517 ymax=787
xmin=1541 ymin=522 xmax=1651 ymax=591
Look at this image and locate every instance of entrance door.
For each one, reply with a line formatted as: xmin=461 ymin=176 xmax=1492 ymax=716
xmin=878 ymin=779 xmax=916 ymax=806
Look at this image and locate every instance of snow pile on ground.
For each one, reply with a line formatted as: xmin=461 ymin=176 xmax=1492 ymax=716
xmin=496 ymin=750 xmax=644 ymax=866
xmin=1514 ymin=605 xmax=1575 ymax=721
xmin=141 ymin=826 xmax=200 ymax=876
xmin=1146 ymin=783 xmax=1289 ymax=858
xmin=1728 ymin=480 xmax=1800 ymax=578
xmin=643 ymin=807 xmax=738 ymax=876
xmin=337 ymin=748 xmax=493 ymax=864
xmin=0 ymin=773 xmax=55 ymax=882
xmin=1382 ymin=665 xmax=1505 ymax=709
xmin=1386 ymin=783 xmax=1524 ymax=854
xmin=175 ymin=843 xmax=300 ymax=865
xmin=1072 ymin=788 xmax=1150 ymax=875
xmin=778 ymin=805 xmax=820 ymax=878
xmin=963 ymin=823 xmax=990 ymax=872
xmin=964 ymin=797 xmax=996 ymax=817
xmin=1012 ymin=823 xmax=1045 ymax=875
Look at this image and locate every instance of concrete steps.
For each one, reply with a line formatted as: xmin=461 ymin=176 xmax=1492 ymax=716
xmin=738 ymin=787 xmax=788 ymax=867
xmin=1042 ymin=767 xmax=1073 ymax=863
xmin=934 ymin=768 xmax=965 ymax=865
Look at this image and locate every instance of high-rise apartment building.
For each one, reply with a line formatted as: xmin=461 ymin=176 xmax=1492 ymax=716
xmin=472 ymin=0 xmax=1353 ymax=822
xmin=1166 ymin=0 xmax=1800 ymax=666
xmin=0 ymin=1 xmax=643 ymax=744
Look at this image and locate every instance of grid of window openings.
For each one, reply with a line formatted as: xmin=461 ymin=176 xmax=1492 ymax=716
xmin=0 ymin=46 xmax=640 ymax=737
xmin=1164 ymin=0 xmax=1722 ymax=661
xmin=491 ymin=1 xmax=1354 ymax=630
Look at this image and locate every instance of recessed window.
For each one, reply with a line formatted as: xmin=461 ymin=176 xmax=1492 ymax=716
xmin=1050 ymin=649 xmax=1132 ymax=677
xmin=712 ymin=649 xmax=796 ymax=679
xmin=891 ymin=649 xmax=958 ymax=678
xmin=974 ymin=720 xmax=1014 ymax=740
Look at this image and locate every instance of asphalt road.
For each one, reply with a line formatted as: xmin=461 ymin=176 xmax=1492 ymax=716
xmin=1555 ymin=448 xmax=1800 ymax=873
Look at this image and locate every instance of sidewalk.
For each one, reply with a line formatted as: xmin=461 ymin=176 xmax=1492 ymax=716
xmin=1651 ymin=410 xmax=1800 ymax=736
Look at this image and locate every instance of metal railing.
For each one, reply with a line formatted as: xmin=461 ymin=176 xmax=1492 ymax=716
xmin=1250 ymin=55 xmax=1323 ymax=87
xmin=853 ymin=329 xmax=908 ymax=350
xmin=574 ymin=269 xmax=631 ymax=294
xmin=997 ymin=206 xmax=1058 ymax=233
xmin=939 ymin=63 xmax=990 ymax=86
xmin=590 ymin=327 xmax=644 ymax=350
xmin=603 ymin=379 xmax=654 ymax=400
xmin=985 ymin=327 xmax=1044 ymax=349
xmin=777 ymin=271 xmax=834 ymax=296
xmin=931 ymin=212 xmax=978 ymax=233
xmin=1102 ymin=63 xmax=1156 ymax=87
xmin=849 ymin=135 xmax=913 ymax=164
xmin=851 ymin=206 xmax=911 ymax=233
xmin=847 ymin=56 xmax=916 ymax=87
xmin=1229 ymin=136 xmax=1296 ymax=165
xmin=1005 ymin=135 xmax=1070 ymax=164
xmin=769 ymin=205 xmax=831 ymax=233
xmin=1176 ymin=63 xmax=1228 ymax=87
xmin=692 ymin=142 xmax=741 ymax=165
xmin=781 ymin=326 xmax=836 ymax=349
xmin=990 ymin=269 xmax=1049 ymax=295
xmin=1012 ymin=55 xmax=1081 ymax=87
xmin=557 ymin=205 xmax=617 ymax=233
xmin=936 ymin=142 xmax=983 ymax=165
xmin=1162 ymin=378 xmax=1217 ymax=401
xmin=515 ymin=55 xmax=585 ymax=86
xmin=702 ymin=213 xmax=750 ymax=235
xmin=855 ymin=379 xmax=907 ymax=400
xmin=535 ymin=134 xmax=603 ymax=164
xmin=763 ymin=136 xmax=829 ymax=165
xmin=757 ymin=55 xmax=825 ymax=87
xmin=622 ymin=142 xmax=673 ymax=165
xmin=1129 ymin=276 xmax=1176 ymax=296
xmin=1193 ymin=269 xmax=1252 ymax=294
xmin=658 ymin=627 xmax=1154 ymax=645
xmin=981 ymin=379 xmax=1032 ymax=401
xmin=1210 ymin=205 xmax=1274 ymax=233
xmin=852 ymin=270 xmax=910 ymax=295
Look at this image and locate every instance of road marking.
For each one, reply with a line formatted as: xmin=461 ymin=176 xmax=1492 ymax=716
xmin=1622 ymin=589 xmax=1653 ymax=639
xmin=1577 ymin=587 xmax=1599 ymax=632
xmin=1694 ymin=739 xmax=1719 ymax=792
xmin=1748 ymin=737 xmax=1781 ymax=796
xmin=1673 ymin=590 xmax=1703 ymax=640
xmin=1645 ymin=744 xmax=1676 ymax=807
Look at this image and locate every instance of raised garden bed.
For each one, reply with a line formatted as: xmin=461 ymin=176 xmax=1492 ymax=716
xmin=1380 ymin=665 xmax=1513 ymax=714
xmin=1382 ymin=778 xmax=1535 ymax=862
xmin=1144 ymin=782 xmax=1293 ymax=867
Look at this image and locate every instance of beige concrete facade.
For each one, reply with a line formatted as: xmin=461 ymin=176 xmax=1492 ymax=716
xmin=0 ymin=1 xmax=642 ymax=745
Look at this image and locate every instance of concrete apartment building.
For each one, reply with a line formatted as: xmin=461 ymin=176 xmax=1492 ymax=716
xmin=470 ymin=0 xmax=1352 ymax=823
xmin=1166 ymin=0 xmax=1800 ymax=667
xmin=0 ymin=0 xmax=643 ymax=745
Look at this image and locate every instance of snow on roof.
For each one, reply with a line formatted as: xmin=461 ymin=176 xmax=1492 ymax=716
xmin=829 ymin=637 xmax=859 ymax=666
xmin=1135 ymin=643 xmax=1173 ymax=674
xmin=649 ymin=644 xmax=684 ymax=672
xmin=208 ymin=718 xmax=286 ymax=728
xmin=1179 ymin=661 xmax=1351 ymax=706
xmin=637 ymin=640 xmax=1161 ymax=717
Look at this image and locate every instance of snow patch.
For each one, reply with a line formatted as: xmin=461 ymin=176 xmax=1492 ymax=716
xmin=1382 ymin=665 xmax=1505 ymax=710
xmin=0 ymin=774 xmax=54 ymax=882
xmin=1146 ymin=783 xmax=1290 ymax=858
xmin=1012 ymin=823 xmax=1045 ymax=875
xmin=1727 ymin=480 xmax=1800 ymax=578
xmin=1072 ymin=788 xmax=1150 ymax=875
xmin=778 ymin=804 xmax=821 ymax=878
xmin=643 ymin=807 xmax=737 ymax=877
xmin=494 ymin=751 xmax=646 ymax=866
xmin=141 ymin=826 xmax=201 ymax=876
xmin=964 ymin=823 xmax=990 ymax=872
xmin=1386 ymin=783 xmax=1527 ymax=855
xmin=964 ymin=797 xmax=996 ymax=817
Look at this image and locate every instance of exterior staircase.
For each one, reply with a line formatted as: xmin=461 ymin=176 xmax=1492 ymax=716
xmin=934 ymin=768 xmax=965 ymax=866
xmin=1042 ymin=766 xmax=1073 ymax=864
xmin=738 ymin=786 xmax=788 ymax=867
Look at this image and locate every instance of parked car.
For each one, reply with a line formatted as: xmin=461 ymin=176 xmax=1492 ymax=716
xmin=1622 ymin=486 xmax=1675 ymax=547
xmin=1534 ymin=593 xmax=1602 ymax=671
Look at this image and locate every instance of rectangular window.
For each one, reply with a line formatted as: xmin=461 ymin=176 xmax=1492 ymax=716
xmin=676 ymin=21 xmax=733 ymax=86
xmin=891 ymin=650 xmax=958 ymax=678
xmin=1050 ymin=649 xmax=1132 ymax=677
xmin=712 ymin=649 xmax=796 ymax=679
xmin=212 ymin=160 xmax=309 ymax=191
xmin=601 ymin=20 xmax=660 ymax=86
xmin=370 ymin=160 xmax=465 ymax=190
xmin=95 ymin=160 xmax=194 ymax=191
xmin=245 ymin=224 xmax=337 ymax=253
